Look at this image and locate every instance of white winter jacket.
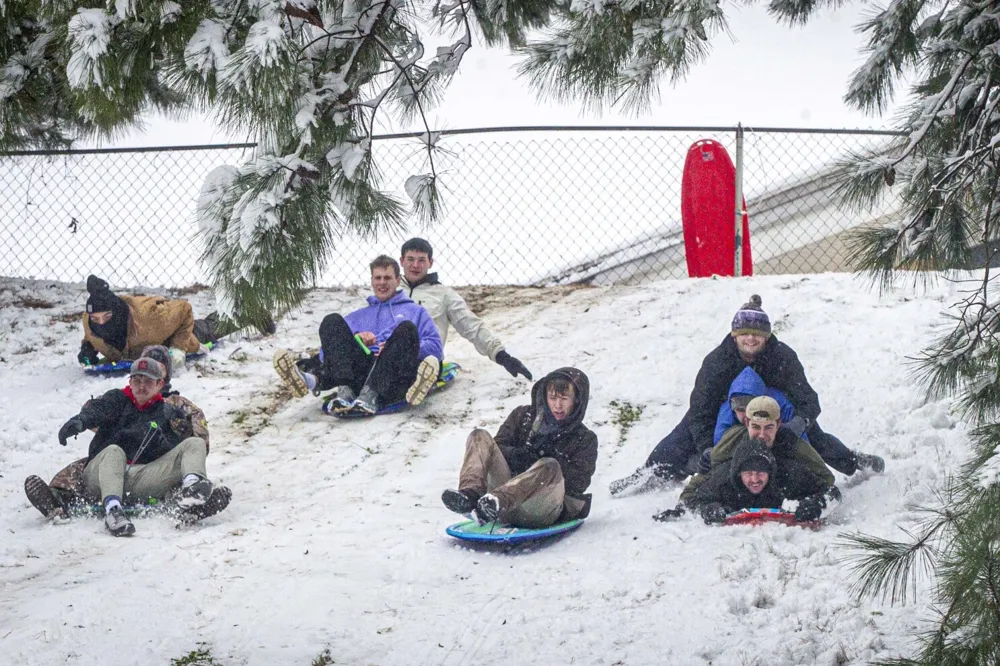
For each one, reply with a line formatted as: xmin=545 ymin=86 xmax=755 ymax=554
xmin=404 ymin=274 xmax=504 ymax=361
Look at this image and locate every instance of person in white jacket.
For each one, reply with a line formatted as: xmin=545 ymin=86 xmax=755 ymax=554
xmin=400 ymin=238 xmax=532 ymax=380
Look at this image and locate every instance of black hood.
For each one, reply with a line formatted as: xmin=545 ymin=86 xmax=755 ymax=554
xmin=86 ymin=275 xmax=129 ymax=351
xmin=529 ymin=367 xmax=591 ymax=433
xmin=730 ymin=437 xmax=777 ymax=487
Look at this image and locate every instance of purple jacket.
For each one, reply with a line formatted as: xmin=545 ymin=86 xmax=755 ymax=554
xmin=344 ymin=291 xmax=443 ymax=361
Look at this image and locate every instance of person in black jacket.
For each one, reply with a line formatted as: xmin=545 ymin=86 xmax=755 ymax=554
xmin=653 ymin=437 xmax=838 ymax=524
xmin=441 ymin=367 xmax=598 ymax=528
xmin=610 ymin=295 xmax=883 ymax=497
xmin=53 ymin=358 xmax=229 ymax=536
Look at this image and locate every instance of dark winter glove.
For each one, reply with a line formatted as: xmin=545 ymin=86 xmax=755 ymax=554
xmin=794 ymin=493 xmax=827 ymax=522
xmin=700 ymin=502 xmax=728 ymax=525
xmin=824 ymin=485 xmax=842 ymax=503
xmin=495 ymin=350 xmax=532 ymax=380
xmin=77 ymin=341 xmax=100 ymax=366
xmin=652 ymin=505 xmax=686 ymax=522
xmin=698 ymin=448 xmax=713 ymax=473
xmin=504 ymin=447 xmax=537 ymax=473
xmin=785 ymin=415 xmax=810 ymax=438
xmin=58 ymin=417 xmax=85 ymax=446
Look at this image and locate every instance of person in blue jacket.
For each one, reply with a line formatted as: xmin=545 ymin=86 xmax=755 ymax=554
xmin=712 ymin=366 xmax=804 ymax=446
xmin=273 ymin=256 xmax=444 ymax=414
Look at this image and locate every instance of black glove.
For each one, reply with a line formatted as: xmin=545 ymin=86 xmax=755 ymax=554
xmin=785 ymin=415 xmax=810 ymax=438
xmin=698 ymin=448 xmax=712 ymax=473
xmin=824 ymin=485 xmax=842 ymax=503
xmin=700 ymin=502 xmax=727 ymax=524
xmin=652 ymin=505 xmax=686 ymax=522
xmin=77 ymin=341 xmax=100 ymax=366
xmin=58 ymin=417 xmax=85 ymax=446
xmin=504 ymin=447 xmax=537 ymax=473
xmin=495 ymin=350 xmax=532 ymax=380
xmin=794 ymin=493 xmax=827 ymax=522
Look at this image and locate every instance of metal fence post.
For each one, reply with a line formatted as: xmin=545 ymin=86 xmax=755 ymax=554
xmin=734 ymin=123 xmax=745 ymax=278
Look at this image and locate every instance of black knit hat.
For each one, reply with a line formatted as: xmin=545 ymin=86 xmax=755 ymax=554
xmin=731 ymin=294 xmax=771 ymax=337
xmin=85 ymin=275 xmax=118 ymax=314
xmin=732 ymin=438 xmax=776 ymax=477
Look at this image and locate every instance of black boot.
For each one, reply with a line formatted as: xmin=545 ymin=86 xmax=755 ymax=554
xmin=179 ymin=486 xmax=232 ymax=524
xmin=24 ymin=475 xmax=66 ymax=519
xmin=442 ymin=489 xmax=480 ymax=515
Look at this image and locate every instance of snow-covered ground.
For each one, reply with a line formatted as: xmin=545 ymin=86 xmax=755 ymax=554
xmin=0 ymin=273 xmax=966 ymax=665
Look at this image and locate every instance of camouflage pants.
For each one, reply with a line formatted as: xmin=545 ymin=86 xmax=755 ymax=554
xmin=458 ymin=429 xmax=565 ymax=529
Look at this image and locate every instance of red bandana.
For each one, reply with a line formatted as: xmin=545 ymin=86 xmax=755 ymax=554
xmin=123 ymin=385 xmax=164 ymax=411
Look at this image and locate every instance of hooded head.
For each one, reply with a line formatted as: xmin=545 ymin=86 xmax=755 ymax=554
xmin=731 ymin=437 xmax=776 ymax=494
xmin=530 ymin=367 xmax=591 ymax=434
xmin=85 ymin=275 xmax=129 ymax=350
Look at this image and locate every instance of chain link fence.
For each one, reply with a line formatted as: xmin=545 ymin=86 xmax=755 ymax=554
xmin=0 ymin=126 xmax=905 ymax=288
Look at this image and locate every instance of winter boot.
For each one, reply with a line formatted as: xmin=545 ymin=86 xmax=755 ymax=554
xmin=609 ymin=464 xmax=679 ymax=498
xmin=105 ymin=505 xmax=135 ymax=537
xmin=853 ymin=450 xmax=885 ymax=474
xmin=352 ymin=385 xmax=379 ymax=416
xmin=442 ymin=489 xmax=480 ymax=515
xmin=24 ymin=475 xmax=66 ymax=519
xmin=179 ymin=486 xmax=233 ymax=524
xmin=328 ymin=385 xmax=357 ymax=413
xmin=474 ymin=494 xmax=501 ymax=525
xmin=273 ymin=348 xmax=314 ymax=398
xmin=178 ymin=477 xmax=213 ymax=508
xmin=406 ymin=356 xmax=440 ymax=406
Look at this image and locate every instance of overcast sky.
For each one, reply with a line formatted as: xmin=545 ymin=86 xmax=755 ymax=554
xmin=106 ymin=3 xmax=907 ymax=148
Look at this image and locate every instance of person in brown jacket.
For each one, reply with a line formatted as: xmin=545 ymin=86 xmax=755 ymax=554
xmin=441 ymin=368 xmax=598 ymax=528
xmin=77 ymin=275 xmax=205 ymax=365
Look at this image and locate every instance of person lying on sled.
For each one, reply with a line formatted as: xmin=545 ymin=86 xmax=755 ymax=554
xmin=272 ymin=255 xmax=443 ymax=415
xmin=27 ymin=345 xmax=211 ymax=517
xmin=28 ymin=358 xmax=230 ymax=536
xmin=78 ymin=274 xmax=213 ymax=368
xmin=441 ymin=368 xmax=598 ymax=528
xmin=653 ymin=437 xmax=837 ymax=525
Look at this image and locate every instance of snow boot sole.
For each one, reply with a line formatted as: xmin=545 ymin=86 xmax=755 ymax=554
xmin=273 ymin=349 xmax=309 ymax=398
xmin=24 ymin=475 xmax=65 ymax=519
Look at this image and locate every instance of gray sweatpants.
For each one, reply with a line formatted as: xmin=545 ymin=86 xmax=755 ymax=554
xmin=458 ymin=429 xmax=565 ymax=528
xmin=83 ymin=437 xmax=208 ymax=504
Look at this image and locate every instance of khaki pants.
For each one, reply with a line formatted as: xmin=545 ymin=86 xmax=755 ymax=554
xmin=458 ymin=429 xmax=565 ymax=528
xmin=83 ymin=437 xmax=208 ymax=504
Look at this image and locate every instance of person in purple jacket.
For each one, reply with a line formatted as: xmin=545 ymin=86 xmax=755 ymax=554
xmin=273 ymin=256 xmax=443 ymax=415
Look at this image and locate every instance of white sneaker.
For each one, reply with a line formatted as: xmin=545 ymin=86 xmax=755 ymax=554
xmin=273 ymin=349 xmax=310 ymax=398
xmin=406 ymin=357 xmax=440 ymax=406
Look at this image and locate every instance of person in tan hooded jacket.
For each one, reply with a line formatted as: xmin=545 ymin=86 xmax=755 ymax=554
xmin=78 ymin=275 xmax=203 ymax=364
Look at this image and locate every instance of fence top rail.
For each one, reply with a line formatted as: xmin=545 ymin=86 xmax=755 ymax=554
xmin=0 ymin=125 xmax=907 ymax=157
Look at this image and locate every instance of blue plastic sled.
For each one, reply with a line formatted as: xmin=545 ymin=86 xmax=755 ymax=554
xmin=323 ymin=361 xmax=460 ymax=418
xmin=446 ymin=518 xmax=585 ymax=543
xmin=83 ymin=343 xmax=213 ymax=375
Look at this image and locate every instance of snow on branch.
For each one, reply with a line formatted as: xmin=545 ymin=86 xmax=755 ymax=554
xmin=66 ymin=8 xmax=119 ymax=89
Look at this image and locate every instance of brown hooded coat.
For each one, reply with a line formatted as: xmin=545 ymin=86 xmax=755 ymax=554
xmin=82 ymin=295 xmax=200 ymax=361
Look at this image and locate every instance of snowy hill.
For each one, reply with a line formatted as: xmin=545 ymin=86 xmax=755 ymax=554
xmin=0 ymin=274 xmax=965 ymax=666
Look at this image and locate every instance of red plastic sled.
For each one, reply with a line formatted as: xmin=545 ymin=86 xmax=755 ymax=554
xmin=681 ymin=139 xmax=753 ymax=277
xmin=722 ymin=508 xmax=820 ymax=530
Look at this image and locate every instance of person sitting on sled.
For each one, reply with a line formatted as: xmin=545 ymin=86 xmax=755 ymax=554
xmin=77 ymin=274 xmax=216 ymax=368
xmin=441 ymin=368 xmax=598 ymax=528
xmin=272 ymin=255 xmax=444 ymax=415
xmin=704 ymin=393 xmax=834 ymax=488
xmin=399 ymin=237 xmax=532 ymax=380
xmin=36 ymin=358 xmax=230 ymax=536
xmin=654 ymin=436 xmax=836 ymax=525
xmin=26 ymin=345 xmax=212 ymax=517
